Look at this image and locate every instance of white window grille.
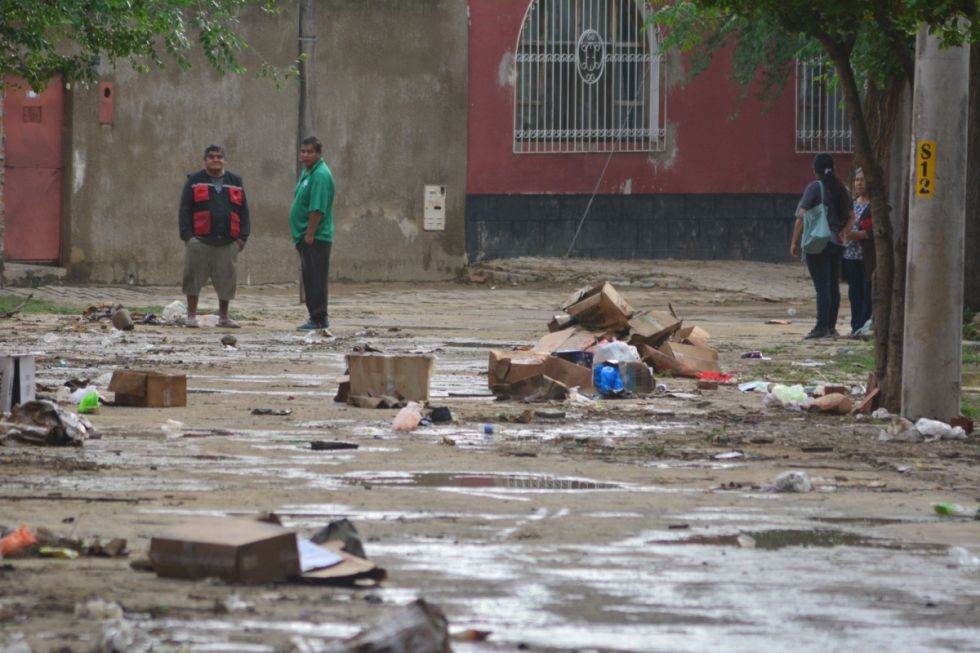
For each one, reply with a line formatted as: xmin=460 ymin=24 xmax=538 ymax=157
xmin=795 ymin=59 xmax=853 ymax=153
xmin=514 ymin=0 xmax=666 ymax=154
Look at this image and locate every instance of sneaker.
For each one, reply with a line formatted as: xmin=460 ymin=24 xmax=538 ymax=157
xmin=297 ymin=319 xmax=328 ymax=331
xmin=803 ymin=328 xmax=827 ymax=340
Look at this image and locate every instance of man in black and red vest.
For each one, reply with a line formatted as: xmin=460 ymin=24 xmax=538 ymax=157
xmin=178 ymin=144 xmax=250 ymax=328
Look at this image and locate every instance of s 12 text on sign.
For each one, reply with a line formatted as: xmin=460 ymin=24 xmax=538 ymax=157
xmin=916 ymin=140 xmax=936 ymax=198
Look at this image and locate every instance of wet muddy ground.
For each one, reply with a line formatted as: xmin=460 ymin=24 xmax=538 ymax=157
xmin=1 ymin=258 xmax=979 ymax=653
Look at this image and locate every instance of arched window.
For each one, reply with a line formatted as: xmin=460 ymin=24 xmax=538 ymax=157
xmin=513 ymin=0 xmax=666 ymax=154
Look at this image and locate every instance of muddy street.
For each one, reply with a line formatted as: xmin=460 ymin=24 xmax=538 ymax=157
xmin=1 ymin=259 xmax=978 ymax=653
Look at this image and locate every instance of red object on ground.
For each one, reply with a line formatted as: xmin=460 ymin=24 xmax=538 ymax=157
xmin=0 ymin=525 xmax=38 ymax=557
xmin=696 ymin=372 xmax=733 ymax=383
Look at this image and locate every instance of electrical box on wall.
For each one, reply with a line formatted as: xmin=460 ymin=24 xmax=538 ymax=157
xmin=98 ymin=82 xmax=114 ymax=125
xmin=423 ymin=185 xmax=446 ymax=231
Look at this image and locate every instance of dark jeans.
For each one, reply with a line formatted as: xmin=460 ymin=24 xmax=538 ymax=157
xmin=842 ymin=257 xmax=872 ymax=332
xmin=805 ymin=243 xmax=843 ymax=332
xmin=296 ymin=240 xmax=332 ymax=323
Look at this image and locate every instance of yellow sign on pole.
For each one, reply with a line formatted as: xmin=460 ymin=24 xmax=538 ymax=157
xmin=915 ymin=140 xmax=936 ymax=197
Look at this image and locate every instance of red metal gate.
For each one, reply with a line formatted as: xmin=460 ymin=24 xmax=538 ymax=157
xmin=3 ymin=76 xmax=64 ymax=262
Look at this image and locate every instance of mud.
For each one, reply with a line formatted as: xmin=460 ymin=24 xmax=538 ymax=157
xmin=1 ymin=259 xmax=978 ymax=653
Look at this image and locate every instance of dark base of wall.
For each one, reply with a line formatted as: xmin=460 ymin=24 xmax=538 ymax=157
xmin=466 ymin=194 xmax=801 ymax=262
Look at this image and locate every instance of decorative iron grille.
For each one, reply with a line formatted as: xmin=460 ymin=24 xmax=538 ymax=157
xmin=795 ymin=59 xmax=853 ymax=153
xmin=513 ymin=0 xmax=667 ymax=154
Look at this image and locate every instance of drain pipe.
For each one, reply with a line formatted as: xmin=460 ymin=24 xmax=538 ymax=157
xmin=296 ymin=0 xmax=316 ymax=303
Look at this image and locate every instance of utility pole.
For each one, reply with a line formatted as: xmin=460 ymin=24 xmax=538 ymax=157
xmin=901 ymin=26 xmax=971 ymax=421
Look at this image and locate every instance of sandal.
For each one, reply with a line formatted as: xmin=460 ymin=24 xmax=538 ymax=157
xmin=184 ymin=317 xmax=199 ymax=328
xmin=217 ymin=318 xmax=240 ymax=329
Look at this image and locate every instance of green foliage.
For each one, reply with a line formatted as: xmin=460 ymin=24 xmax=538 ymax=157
xmin=0 ymin=0 xmax=296 ymax=91
xmin=0 ymin=294 xmax=77 ymax=315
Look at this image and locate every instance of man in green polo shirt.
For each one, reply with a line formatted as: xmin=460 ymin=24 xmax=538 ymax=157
xmin=290 ymin=136 xmax=335 ymax=331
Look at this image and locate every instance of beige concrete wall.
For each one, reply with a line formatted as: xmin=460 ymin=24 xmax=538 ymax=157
xmin=64 ymin=0 xmax=468 ymax=285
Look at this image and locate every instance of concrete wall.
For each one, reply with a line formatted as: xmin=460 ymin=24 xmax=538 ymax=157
xmin=64 ymin=0 xmax=468 ymax=285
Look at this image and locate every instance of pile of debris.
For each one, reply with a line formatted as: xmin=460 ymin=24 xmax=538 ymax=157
xmin=489 ymin=281 xmax=723 ymax=401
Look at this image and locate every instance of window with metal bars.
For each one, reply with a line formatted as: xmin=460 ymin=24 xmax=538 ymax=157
xmin=513 ymin=0 xmax=666 ymax=154
xmin=795 ymin=59 xmax=853 ymax=154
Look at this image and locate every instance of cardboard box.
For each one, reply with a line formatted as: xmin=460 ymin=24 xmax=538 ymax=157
xmin=0 ymin=354 xmax=36 ymax=412
xmin=488 ymin=352 xmax=594 ymax=398
xmin=672 ymin=325 xmax=711 ymax=349
xmin=627 ymin=312 xmax=681 ymax=346
xmin=561 ymin=282 xmax=634 ymax=331
xmin=547 ymin=313 xmax=576 ymax=333
xmin=658 ymin=342 xmax=721 ymax=376
xmin=532 ymin=327 xmax=598 ymax=355
xmin=347 ymin=354 xmax=435 ymax=402
xmin=488 ymin=350 xmax=548 ymax=387
xmin=149 ymin=518 xmax=301 ymax=584
xmin=109 ymin=370 xmax=186 ymax=407
xmin=300 ymin=540 xmax=387 ymax=585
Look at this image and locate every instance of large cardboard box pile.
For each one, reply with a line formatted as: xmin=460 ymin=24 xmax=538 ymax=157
xmin=488 ymin=280 xmax=725 ymax=398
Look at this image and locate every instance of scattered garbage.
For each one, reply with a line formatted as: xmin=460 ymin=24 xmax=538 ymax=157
xmin=76 ymin=388 xmax=100 ymax=414
xmin=428 ymin=406 xmax=453 ymax=423
xmin=738 ymin=380 xmax=770 ymax=393
xmin=932 ymin=503 xmax=972 ymax=517
xmin=809 ymin=393 xmax=853 ymax=414
xmin=160 ymin=419 xmax=183 ymax=438
xmin=0 ymin=400 xmax=95 ymax=446
xmin=741 ymin=351 xmax=771 ymax=360
xmin=251 ymin=407 xmax=292 ymax=416
xmin=311 ymin=440 xmax=359 ymax=451
xmin=871 ymin=407 xmax=891 ymax=419
xmin=392 ymin=401 xmax=425 ymax=431
xmin=324 ymin=598 xmax=450 ymax=653
xmin=221 ymin=334 xmax=238 ymax=347
xmin=310 ymin=519 xmax=367 ymax=559
xmin=772 ymin=471 xmax=813 ymax=493
xmin=0 ymin=525 xmax=38 ymax=558
xmin=593 ymin=363 xmax=625 ymax=397
xmin=0 ymin=354 xmax=36 ymax=412
xmin=110 ymin=306 xmax=135 ymax=331
xmin=162 ymin=301 xmax=187 ymax=323
xmin=38 ymin=546 xmax=80 ymax=559
xmin=879 ymin=417 xmax=967 ymax=443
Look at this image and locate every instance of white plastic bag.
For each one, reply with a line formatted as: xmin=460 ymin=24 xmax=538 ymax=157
xmin=392 ymin=401 xmax=424 ymax=432
xmin=592 ymin=341 xmax=640 ymax=366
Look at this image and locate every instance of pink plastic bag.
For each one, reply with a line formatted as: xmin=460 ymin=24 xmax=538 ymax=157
xmin=392 ymin=401 xmax=424 ymax=432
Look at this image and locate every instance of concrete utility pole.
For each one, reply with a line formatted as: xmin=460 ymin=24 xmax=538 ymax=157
xmin=902 ymin=26 xmax=971 ymax=421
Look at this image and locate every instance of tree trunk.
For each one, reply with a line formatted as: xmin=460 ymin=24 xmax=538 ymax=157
xmin=824 ymin=40 xmax=904 ymax=410
xmin=966 ymin=46 xmax=980 ymax=312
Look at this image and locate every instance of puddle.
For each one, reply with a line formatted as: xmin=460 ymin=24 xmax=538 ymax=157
xmin=810 ymin=516 xmax=912 ymax=526
xmin=342 ymin=471 xmax=625 ymax=491
xmin=648 ymin=528 xmax=948 ymax=552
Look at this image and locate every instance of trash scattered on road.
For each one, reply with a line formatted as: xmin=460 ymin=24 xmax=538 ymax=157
xmin=738 ymin=380 xmax=770 ymax=393
xmin=772 ymin=471 xmax=813 ymax=493
xmin=0 ymin=525 xmax=38 ymax=557
xmin=322 ymin=598 xmax=450 ymax=653
xmin=1 ymin=354 xmax=36 ymax=411
xmin=311 ymin=440 xmax=359 ymax=451
xmin=251 ymin=407 xmax=292 ymax=416
xmin=809 ymin=393 xmax=853 ymax=414
xmin=741 ymin=351 xmax=771 ymax=360
xmin=428 ymin=406 xmax=453 ymax=423
xmin=392 ymin=401 xmax=425 ymax=431
xmin=221 ymin=334 xmax=238 ymax=347
xmin=879 ymin=417 xmax=967 ymax=443
xmin=110 ymin=306 xmax=135 ymax=331
xmin=932 ymin=502 xmax=971 ymax=517
xmin=0 ymin=400 xmax=95 ymax=446
xmin=871 ymin=407 xmax=891 ymax=419
xmin=78 ymin=389 xmax=100 ymax=414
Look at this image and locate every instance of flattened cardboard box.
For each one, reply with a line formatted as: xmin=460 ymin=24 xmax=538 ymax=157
xmin=561 ymin=282 xmax=634 ymax=331
xmin=488 ymin=351 xmax=594 ymax=392
xmin=0 ymin=354 xmax=36 ymax=412
xmin=347 ymin=354 xmax=435 ymax=402
xmin=150 ymin=518 xmax=301 ymax=584
xmin=672 ymin=325 xmax=711 ymax=349
xmin=109 ymin=370 xmax=186 ymax=407
xmin=533 ymin=326 xmax=599 ymax=355
xmin=627 ymin=311 xmax=681 ymax=346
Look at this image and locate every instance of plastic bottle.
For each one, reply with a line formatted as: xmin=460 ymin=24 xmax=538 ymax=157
xmin=0 ymin=525 xmax=38 ymax=558
xmin=933 ymin=503 xmax=969 ymax=516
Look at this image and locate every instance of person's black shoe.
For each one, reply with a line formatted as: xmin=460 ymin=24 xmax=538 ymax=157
xmin=827 ymin=328 xmax=840 ymax=338
xmin=803 ymin=328 xmax=828 ymax=340
xmin=297 ymin=319 xmax=328 ymax=331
